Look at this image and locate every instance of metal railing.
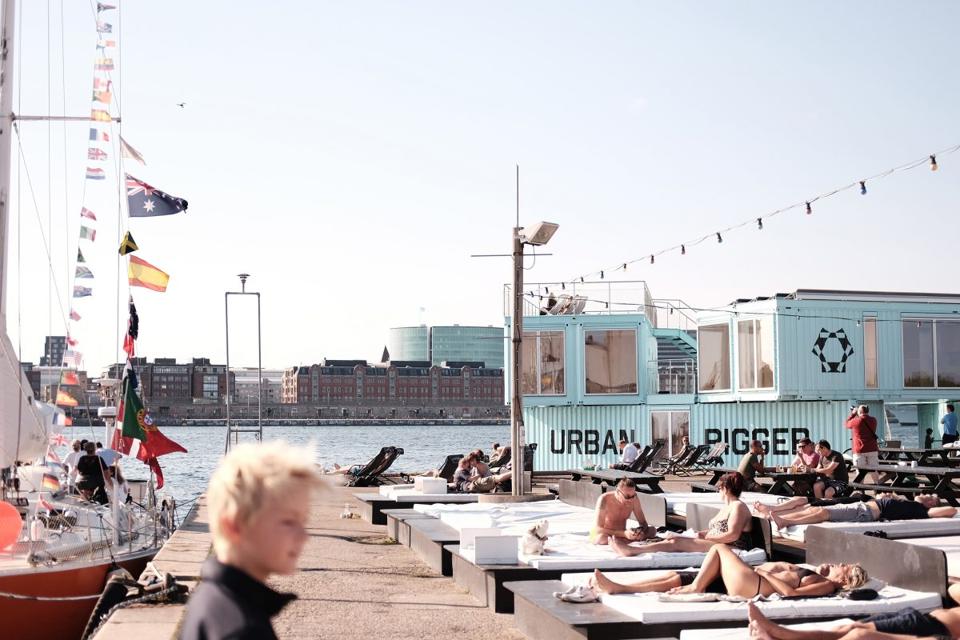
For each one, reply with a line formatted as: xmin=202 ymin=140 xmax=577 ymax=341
xmin=504 ymin=280 xmax=655 ymax=322
xmin=649 ymin=359 xmax=697 ymax=394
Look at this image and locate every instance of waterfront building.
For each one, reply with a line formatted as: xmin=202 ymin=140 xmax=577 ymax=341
xmin=513 ymin=282 xmax=960 ymax=470
xmin=233 ymin=368 xmax=283 ymax=404
xmin=388 ymin=325 xmax=505 ymax=369
xmin=39 ymin=335 xmax=67 ymax=367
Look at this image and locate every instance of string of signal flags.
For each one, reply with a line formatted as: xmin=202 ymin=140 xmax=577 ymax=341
xmin=555 ymin=142 xmax=960 ymax=291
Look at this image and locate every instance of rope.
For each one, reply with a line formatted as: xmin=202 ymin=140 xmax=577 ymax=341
xmin=0 ymin=590 xmax=104 ymax=601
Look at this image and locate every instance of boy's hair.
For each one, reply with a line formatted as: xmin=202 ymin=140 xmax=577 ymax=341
xmin=208 ymin=441 xmax=322 ymax=556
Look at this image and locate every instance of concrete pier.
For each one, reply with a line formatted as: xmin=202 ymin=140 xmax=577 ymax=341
xmin=94 ymin=477 xmax=526 ymax=639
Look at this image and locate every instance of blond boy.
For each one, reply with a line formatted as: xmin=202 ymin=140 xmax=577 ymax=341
xmin=180 ymin=441 xmax=322 ymax=640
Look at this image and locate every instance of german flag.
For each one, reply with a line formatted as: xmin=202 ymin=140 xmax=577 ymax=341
xmin=128 ymin=255 xmax=169 ymax=292
xmin=42 ymin=473 xmax=60 ymax=492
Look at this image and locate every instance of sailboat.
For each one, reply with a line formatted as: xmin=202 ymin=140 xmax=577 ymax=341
xmin=0 ymin=2 xmax=179 ymax=638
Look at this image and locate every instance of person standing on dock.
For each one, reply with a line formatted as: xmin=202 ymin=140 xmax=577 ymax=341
xmin=941 ymin=403 xmax=958 ymax=446
xmin=180 ymin=441 xmax=323 ymax=640
xmin=845 ymin=405 xmax=879 ymax=484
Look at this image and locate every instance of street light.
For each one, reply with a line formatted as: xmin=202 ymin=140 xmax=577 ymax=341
xmin=511 ymin=221 xmax=559 ymax=496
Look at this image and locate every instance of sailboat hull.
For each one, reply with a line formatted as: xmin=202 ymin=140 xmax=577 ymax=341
xmin=0 ymin=548 xmax=155 ymax=640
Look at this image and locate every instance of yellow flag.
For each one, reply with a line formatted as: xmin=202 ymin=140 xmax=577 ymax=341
xmin=91 ymin=109 xmax=111 ymax=122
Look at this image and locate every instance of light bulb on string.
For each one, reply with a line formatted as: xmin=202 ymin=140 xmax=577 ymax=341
xmin=622 ymin=263 xmax=627 ymax=271
xmin=669 ymin=306 xmax=674 ymax=316
xmin=580 ymin=276 xmax=585 ymax=284
xmin=856 ymin=319 xmax=861 ymax=327
xmin=805 ymin=201 xmax=812 ymax=215
xmin=681 ymin=245 xmax=686 ymax=255
xmin=860 ymin=181 xmax=867 ymax=195
xmin=757 ymin=218 xmax=763 ymax=230
xmin=716 ymin=232 xmax=723 ymax=243
xmin=561 ymin=282 xmax=566 ymax=290
xmin=650 ymin=255 xmax=655 ymax=265
xmin=930 ymin=155 xmax=938 ymax=171
xmin=600 ymin=270 xmax=605 ymax=279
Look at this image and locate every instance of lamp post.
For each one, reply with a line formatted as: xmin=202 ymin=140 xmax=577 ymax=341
xmin=511 ymin=221 xmax=559 ymax=496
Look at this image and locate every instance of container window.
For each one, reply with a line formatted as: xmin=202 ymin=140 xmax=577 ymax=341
xmin=521 ymin=331 xmax=565 ymax=395
xmin=936 ymin=321 xmax=960 ymax=387
xmin=584 ymin=329 xmax=638 ymax=394
xmin=863 ymin=317 xmax=878 ymax=388
xmin=737 ymin=318 xmax=775 ymax=390
xmin=698 ymin=323 xmax=731 ymax=391
xmin=903 ymin=320 xmax=935 ymax=387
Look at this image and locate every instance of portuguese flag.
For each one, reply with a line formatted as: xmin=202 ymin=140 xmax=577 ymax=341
xmin=121 ymin=375 xmax=147 ymax=442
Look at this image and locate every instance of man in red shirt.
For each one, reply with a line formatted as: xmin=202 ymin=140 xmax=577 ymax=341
xmin=846 ymin=404 xmax=879 ymax=483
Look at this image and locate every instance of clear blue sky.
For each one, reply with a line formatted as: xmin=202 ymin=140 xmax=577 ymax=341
xmin=6 ymin=1 xmax=960 ymax=372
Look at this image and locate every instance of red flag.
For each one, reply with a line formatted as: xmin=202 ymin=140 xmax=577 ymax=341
xmin=123 ymin=333 xmax=135 ymax=358
xmin=137 ymin=424 xmax=187 ymax=459
xmin=146 ymin=457 xmax=164 ymax=489
xmin=66 ymin=336 xmax=78 ymax=347
xmin=61 ymin=371 xmax=80 ymax=386
xmin=70 ymin=309 xmax=82 ymax=321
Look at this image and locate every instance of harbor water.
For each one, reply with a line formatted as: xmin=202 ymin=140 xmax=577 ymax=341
xmin=58 ymin=423 xmax=510 ymax=504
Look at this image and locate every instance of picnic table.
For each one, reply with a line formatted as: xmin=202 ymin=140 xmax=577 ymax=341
xmin=878 ymin=447 xmax=958 ymax=467
xmin=705 ymin=466 xmax=815 ymax=497
xmin=853 ymin=464 xmax=960 ymax=505
xmin=568 ymin=469 xmax=664 ymax=493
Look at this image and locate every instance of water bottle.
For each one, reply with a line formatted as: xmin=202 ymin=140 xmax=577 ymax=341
xmin=29 ymin=517 xmax=44 ymax=542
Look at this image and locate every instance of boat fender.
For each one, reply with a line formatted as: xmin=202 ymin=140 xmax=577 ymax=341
xmin=80 ymin=567 xmax=138 ymax=640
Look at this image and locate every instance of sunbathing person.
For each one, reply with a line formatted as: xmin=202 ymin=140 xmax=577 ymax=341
xmin=592 ymin=543 xmax=868 ymax=598
xmin=591 ymin=478 xmax=656 ymax=545
xmin=746 ymin=600 xmax=960 ymax=640
xmin=755 ymin=494 xmax=957 ymax=528
xmin=610 ymin=471 xmax=752 ymax=556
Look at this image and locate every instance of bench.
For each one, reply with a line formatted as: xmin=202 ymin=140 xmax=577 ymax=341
xmin=690 ymin=482 xmax=719 ymax=493
xmin=848 ymin=483 xmax=926 ymax=495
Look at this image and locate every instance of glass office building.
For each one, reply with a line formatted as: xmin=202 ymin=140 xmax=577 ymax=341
xmin=388 ymin=325 xmax=504 ymax=369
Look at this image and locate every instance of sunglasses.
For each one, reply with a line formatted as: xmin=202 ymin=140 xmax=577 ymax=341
xmin=617 ymin=488 xmax=637 ymax=499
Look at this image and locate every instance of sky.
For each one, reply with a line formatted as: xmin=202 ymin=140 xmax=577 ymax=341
xmin=4 ymin=1 xmax=960 ymax=374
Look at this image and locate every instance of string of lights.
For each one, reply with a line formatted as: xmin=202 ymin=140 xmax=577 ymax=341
xmin=559 ymin=142 xmax=960 ymax=288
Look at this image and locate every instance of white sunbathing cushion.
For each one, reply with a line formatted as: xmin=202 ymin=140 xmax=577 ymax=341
xmin=775 ymin=515 xmax=960 ymax=542
xmin=524 ymin=533 xmax=766 ymax=570
xmin=679 ymin=618 xmax=856 ymax=640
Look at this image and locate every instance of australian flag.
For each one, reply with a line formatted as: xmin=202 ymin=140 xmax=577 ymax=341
xmin=126 ymin=174 xmax=188 ymax=217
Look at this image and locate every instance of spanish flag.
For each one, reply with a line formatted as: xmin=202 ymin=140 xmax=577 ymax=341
xmin=128 ymin=255 xmax=169 ymax=292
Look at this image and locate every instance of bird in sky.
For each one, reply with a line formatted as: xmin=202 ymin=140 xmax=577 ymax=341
xmin=176 ymin=102 xmax=186 ymax=108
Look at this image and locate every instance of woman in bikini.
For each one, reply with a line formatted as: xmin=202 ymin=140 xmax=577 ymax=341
xmin=592 ymin=543 xmax=868 ymax=597
xmin=610 ymin=472 xmax=753 ymax=557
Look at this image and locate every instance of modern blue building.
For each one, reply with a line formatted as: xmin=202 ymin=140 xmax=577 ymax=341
xmin=513 ymin=285 xmax=960 ymax=470
xmin=389 ymin=325 xmax=505 ymax=369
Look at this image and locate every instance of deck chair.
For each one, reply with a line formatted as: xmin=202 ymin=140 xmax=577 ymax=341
xmin=346 ymin=446 xmax=405 ymax=487
xmin=672 ymin=444 xmax=711 ymax=477
xmin=701 ymin=442 xmax=727 ymax=467
xmin=649 ymin=442 xmax=696 ymax=475
xmin=436 ymin=454 xmax=464 ymax=481
xmin=635 ymin=440 xmax=665 ymax=473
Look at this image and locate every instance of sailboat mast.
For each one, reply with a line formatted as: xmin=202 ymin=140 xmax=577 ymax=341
xmin=0 ymin=0 xmax=17 ymax=322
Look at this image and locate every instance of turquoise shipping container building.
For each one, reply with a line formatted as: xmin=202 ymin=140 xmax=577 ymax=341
xmin=509 ymin=283 xmax=960 ymax=470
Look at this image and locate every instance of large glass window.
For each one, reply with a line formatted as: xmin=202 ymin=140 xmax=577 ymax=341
xmin=584 ymin=329 xmax=638 ymax=394
xmin=737 ymin=318 xmax=775 ymax=390
xmin=937 ymin=322 xmax=960 ymax=387
xmin=651 ymin=410 xmax=691 ymax=458
xmin=903 ymin=320 xmax=935 ymax=387
xmin=521 ymin=331 xmax=565 ymax=395
xmin=698 ymin=323 xmax=731 ymax=391
xmin=863 ymin=317 xmax=878 ymax=388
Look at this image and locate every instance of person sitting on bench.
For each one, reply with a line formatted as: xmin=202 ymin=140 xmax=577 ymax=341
xmin=610 ymin=471 xmax=753 ymax=556
xmin=452 ymin=452 xmax=511 ymax=493
xmin=610 ymin=439 xmax=640 ymax=470
xmin=592 ymin=543 xmax=868 ymax=598
xmin=812 ymin=439 xmax=850 ymax=500
xmin=746 ymin=599 xmax=960 ymax=640
xmin=591 ymin=478 xmax=656 ymax=545
xmin=755 ymin=493 xmax=957 ymax=529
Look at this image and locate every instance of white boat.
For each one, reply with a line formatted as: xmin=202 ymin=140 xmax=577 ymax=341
xmin=0 ymin=2 xmax=177 ymax=637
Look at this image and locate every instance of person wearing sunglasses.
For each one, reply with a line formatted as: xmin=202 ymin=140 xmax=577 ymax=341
xmin=590 ymin=478 xmax=656 ymax=544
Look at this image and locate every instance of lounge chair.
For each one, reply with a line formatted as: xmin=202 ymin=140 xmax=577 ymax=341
xmin=671 ymin=444 xmax=711 ymax=477
xmin=347 ymin=446 xmax=405 ymax=487
xmin=701 ymin=442 xmax=727 ymax=467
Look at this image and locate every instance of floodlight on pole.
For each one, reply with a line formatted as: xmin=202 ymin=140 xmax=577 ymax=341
xmin=511 ymin=221 xmax=559 ymax=496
